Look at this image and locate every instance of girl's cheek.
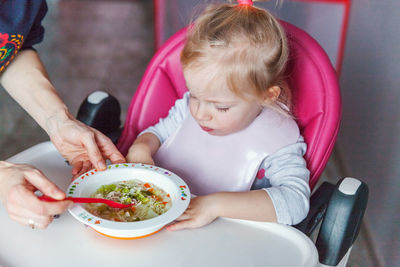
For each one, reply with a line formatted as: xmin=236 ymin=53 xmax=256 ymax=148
xmin=189 ymin=102 xmax=196 ymax=116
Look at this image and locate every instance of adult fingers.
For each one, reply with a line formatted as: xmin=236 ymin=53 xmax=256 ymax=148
xmin=8 ymin=213 xmax=54 ymax=229
xmin=23 ymin=167 xmax=65 ymax=200
xmin=81 ymin=131 xmax=106 ymax=171
xmin=71 ymin=160 xmax=93 ymax=181
xmin=37 ymin=199 xmax=73 ymax=216
xmin=6 ymin=190 xmax=71 ymax=229
xmin=71 ymin=161 xmax=83 ymax=176
xmin=10 ymin=184 xmax=71 ymax=216
xmin=76 ymin=161 xmax=93 ymax=177
xmin=95 ymin=132 xmax=125 ymax=164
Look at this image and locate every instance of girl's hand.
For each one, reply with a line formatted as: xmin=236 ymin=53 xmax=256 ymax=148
xmin=47 ymin=113 xmax=126 ymax=175
xmin=0 ymin=161 xmax=73 ymax=229
xmin=166 ymin=195 xmax=219 ymax=231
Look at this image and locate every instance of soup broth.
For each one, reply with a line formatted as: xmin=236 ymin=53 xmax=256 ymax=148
xmin=85 ymin=179 xmax=171 ymax=222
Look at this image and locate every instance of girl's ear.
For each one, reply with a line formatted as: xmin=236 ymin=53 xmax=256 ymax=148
xmin=262 ymin=86 xmax=281 ymax=104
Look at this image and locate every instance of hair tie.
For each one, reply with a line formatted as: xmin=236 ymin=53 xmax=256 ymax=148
xmin=237 ymin=0 xmax=253 ymax=6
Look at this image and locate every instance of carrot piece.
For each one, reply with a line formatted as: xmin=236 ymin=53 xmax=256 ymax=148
xmin=144 ymin=183 xmax=151 ymax=188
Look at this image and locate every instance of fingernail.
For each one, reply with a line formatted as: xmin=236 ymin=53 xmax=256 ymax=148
xmin=52 ymin=190 xmax=64 ymax=199
xmin=98 ymin=161 xmax=106 ymax=170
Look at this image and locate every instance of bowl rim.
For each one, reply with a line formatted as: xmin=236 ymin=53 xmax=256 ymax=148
xmin=67 ymin=163 xmax=190 ymax=231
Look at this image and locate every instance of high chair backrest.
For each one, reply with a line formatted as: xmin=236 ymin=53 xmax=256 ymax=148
xmin=117 ymin=21 xmax=341 ymax=190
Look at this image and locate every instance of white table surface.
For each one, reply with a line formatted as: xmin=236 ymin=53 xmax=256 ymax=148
xmin=0 ymin=142 xmax=319 ymax=267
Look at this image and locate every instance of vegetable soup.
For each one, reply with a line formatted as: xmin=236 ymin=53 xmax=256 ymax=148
xmin=85 ymin=180 xmax=171 ymax=222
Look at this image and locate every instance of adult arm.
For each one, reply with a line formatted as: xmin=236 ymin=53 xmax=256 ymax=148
xmin=0 ymin=49 xmax=125 ymax=174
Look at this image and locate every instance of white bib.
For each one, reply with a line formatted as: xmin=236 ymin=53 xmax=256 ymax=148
xmin=154 ymin=108 xmax=299 ymax=195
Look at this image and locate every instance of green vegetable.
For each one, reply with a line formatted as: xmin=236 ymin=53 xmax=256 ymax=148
xmin=97 ymin=184 xmax=116 ymax=195
xmin=122 ymin=187 xmax=130 ymax=193
xmin=123 ymin=197 xmax=132 ymax=204
xmin=133 ymin=190 xmax=149 ymax=203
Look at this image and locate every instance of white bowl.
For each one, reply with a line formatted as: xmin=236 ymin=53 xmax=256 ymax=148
xmin=67 ymin=163 xmax=190 ymax=239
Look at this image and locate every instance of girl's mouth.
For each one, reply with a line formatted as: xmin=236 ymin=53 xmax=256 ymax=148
xmin=200 ymin=126 xmax=213 ymax=132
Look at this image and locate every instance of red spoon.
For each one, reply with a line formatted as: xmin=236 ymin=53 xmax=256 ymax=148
xmin=38 ymin=195 xmax=134 ymax=209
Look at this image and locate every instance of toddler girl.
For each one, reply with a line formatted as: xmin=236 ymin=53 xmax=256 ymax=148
xmin=126 ymin=0 xmax=310 ymax=230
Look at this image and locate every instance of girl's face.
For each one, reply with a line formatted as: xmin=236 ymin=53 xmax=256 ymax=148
xmin=184 ymin=67 xmax=263 ymax=136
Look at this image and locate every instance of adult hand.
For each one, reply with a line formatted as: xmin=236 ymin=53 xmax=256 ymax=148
xmin=47 ymin=112 xmax=126 ymax=176
xmin=0 ymin=161 xmax=72 ymax=229
xmin=0 ymin=49 xmax=125 ymax=176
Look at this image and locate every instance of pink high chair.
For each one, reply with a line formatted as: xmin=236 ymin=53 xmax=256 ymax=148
xmin=77 ymin=22 xmax=368 ymax=267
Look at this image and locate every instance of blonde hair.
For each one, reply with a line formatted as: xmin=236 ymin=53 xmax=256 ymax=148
xmin=181 ymin=1 xmax=291 ymax=115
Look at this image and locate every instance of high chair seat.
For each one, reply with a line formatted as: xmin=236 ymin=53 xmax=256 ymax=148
xmin=58 ymin=20 xmax=368 ymax=267
xmin=116 ymin=22 xmax=341 ymax=190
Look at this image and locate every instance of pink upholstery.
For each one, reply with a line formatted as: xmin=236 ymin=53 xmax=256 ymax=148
xmin=117 ymin=22 xmax=341 ymax=190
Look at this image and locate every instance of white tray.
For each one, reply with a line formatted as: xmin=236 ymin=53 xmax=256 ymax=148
xmin=0 ymin=142 xmax=319 ymax=267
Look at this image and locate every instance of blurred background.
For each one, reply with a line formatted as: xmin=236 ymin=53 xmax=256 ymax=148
xmin=1 ymin=0 xmax=399 ymax=266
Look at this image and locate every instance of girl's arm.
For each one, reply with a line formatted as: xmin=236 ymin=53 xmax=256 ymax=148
xmin=168 ymin=138 xmax=310 ymax=231
xmin=260 ymin=137 xmax=310 ymax=225
xmin=167 ymin=190 xmax=277 ymax=231
xmin=126 ymin=132 xmax=161 ymax=165
xmin=126 ymin=92 xmax=190 ymax=164
xmin=211 ymin=190 xmax=277 ymax=221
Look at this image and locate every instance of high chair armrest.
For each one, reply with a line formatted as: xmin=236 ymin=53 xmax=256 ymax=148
xmin=77 ymin=90 xmax=122 ymax=143
xmin=316 ymin=177 xmax=369 ymax=266
xmin=294 ymin=181 xmax=335 ymax=236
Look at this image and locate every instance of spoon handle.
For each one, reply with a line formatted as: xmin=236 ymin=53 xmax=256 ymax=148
xmin=38 ymin=195 xmax=132 ymax=208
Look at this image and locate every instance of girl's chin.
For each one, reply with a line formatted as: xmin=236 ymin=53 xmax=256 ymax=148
xmin=206 ymin=130 xmax=230 ymax=136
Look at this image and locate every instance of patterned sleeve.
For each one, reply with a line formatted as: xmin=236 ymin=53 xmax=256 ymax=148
xmin=0 ymin=0 xmax=48 ymax=72
xmin=22 ymin=0 xmax=48 ymax=49
xmin=139 ymin=92 xmax=190 ymax=143
xmin=253 ymin=136 xmax=310 ymax=225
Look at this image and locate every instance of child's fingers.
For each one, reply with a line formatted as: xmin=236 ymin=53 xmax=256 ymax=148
xmin=174 ymin=212 xmax=191 ymax=221
xmin=166 ymin=219 xmax=194 ymax=231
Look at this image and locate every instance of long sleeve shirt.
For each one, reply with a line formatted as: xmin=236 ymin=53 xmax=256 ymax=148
xmin=141 ymin=92 xmax=310 ymax=225
xmin=0 ymin=0 xmax=47 ymax=72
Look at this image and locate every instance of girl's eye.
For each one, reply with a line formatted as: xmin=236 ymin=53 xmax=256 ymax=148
xmin=189 ymin=95 xmax=199 ymax=102
xmin=216 ymin=107 xmax=230 ymax=112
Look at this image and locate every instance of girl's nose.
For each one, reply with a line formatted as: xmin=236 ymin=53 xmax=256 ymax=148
xmin=193 ymin=102 xmax=212 ymax=121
